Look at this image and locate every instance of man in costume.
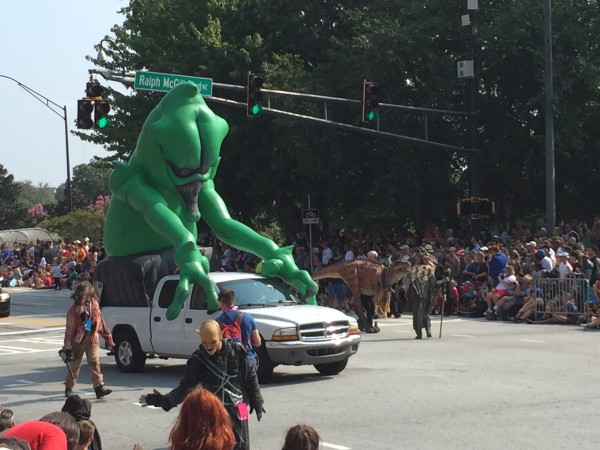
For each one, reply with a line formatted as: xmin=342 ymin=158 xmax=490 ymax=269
xmin=140 ymin=320 xmax=264 ymax=450
xmin=407 ymin=248 xmax=437 ymax=339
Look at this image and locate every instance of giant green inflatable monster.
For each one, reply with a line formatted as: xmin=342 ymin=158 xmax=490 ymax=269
xmin=102 ymin=83 xmax=317 ymax=320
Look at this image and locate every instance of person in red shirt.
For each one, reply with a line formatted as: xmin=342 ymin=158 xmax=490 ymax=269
xmin=62 ymin=281 xmax=114 ymax=399
xmin=2 ymin=420 xmax=67 ymax=450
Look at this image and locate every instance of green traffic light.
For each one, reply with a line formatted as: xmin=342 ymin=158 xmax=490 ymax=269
xmin=367 ymin=110 xmax=377 ymax=121
xmin=251 ymin=104 xmax=263 ymax=115
xmin=97 ymin=117 xmax=110 ymax=129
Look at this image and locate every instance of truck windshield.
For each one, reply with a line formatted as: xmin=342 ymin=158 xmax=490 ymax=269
xmin=217 ymin=278 xmax=300 ymax=307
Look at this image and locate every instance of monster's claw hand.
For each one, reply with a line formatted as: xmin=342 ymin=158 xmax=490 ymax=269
xmin=169 ymin=243 xmax=218 ymax=320
xmin=259 ymin=246 xmax=318 ymax=305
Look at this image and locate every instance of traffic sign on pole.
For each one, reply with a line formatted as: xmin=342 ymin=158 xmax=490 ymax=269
xmin=134 ymin=71 xmax=213 ymax=95
xmin=302 ymin=209 xmax=319 ymax=224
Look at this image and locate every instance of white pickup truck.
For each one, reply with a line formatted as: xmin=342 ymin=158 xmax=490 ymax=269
xmin=99 ymin=271 xmax=361 ymax=383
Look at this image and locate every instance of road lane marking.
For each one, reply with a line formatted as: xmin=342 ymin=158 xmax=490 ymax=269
xmin=521 ymin=339 xmax=545 ymax=343
xmin=1 ymin=316 xmax=65 ymax=326
xmin=452 ymin=334 xmax=474 ymax=338
xmin=321 ymin=442 xmax=351 ymax=450
xmin=0 ymin=327 xmax=65 ymax=336
xmin=0 ymin=345 xmax=62 ymax=355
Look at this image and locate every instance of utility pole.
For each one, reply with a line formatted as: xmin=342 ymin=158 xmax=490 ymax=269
xmin=459 ymin=0 xmax=481 ymax=239
xmin=544 ymin=0 xmax=555 ymax=236
xmin=0 ymin=75 xmax=73 ymax=212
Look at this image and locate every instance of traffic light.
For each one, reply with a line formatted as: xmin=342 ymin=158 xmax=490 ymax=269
xmin=86 ymin=81 xmax=104 ymax=98
xmin=77 ymin=99 xmax=94 ymax=129
xmin=94 ymin=100 xmax=111 ymax=129
xmin=246 ymin=73 xmax=263 ymax=116
xmin=362 ymin=80 xmax=379 ymax=122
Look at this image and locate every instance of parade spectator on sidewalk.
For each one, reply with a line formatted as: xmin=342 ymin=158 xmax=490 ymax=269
xmin=168 ymin=388 xmax=235 ymax=450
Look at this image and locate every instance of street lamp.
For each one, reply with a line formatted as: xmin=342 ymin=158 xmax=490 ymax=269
xmin=96 ymin=38 xmax=126 ymax=77
xmin=0 ymin=74 xmax=73 ymax=212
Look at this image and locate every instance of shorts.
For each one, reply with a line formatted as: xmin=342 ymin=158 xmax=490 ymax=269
xmin=492 ymin=289 xmax=508 ymax=297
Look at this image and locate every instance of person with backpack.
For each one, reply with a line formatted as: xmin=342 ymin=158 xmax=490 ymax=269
xmin=216 ymin=289 xmax=261 ymax=367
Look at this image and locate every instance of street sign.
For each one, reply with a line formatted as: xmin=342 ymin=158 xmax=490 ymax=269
xmin=302 ymin=209 xmax=319 ymax=224
xmin=134 ymin=71 xmax=213 ymax=95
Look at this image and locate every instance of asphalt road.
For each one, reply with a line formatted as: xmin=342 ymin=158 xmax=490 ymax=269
xmin=1 ymin=287 xmax=599 ymax=450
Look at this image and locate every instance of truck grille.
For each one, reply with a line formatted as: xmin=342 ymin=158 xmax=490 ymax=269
xmin=298 ymin=321 xmax=349 ymax=341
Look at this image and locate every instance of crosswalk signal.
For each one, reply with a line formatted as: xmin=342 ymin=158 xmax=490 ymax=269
xmin=77 ymin=99 xmax=94 ymax=129
xmin=94 ymin=100 xmax=111 ymax=129
xmin=246 ymin=73 xmax=263 ymax=116
xmin=362 ymin=80 xmax=379 ymax=122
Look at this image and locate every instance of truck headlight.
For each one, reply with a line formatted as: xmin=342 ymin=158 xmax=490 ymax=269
xmin=348 ymin=320 xmax=361 ymax=336
xmin=272 ymin=327 xmax=299 ymax=341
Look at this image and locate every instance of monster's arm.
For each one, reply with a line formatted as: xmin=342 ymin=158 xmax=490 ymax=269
xmin=198 ymin=180 xmax=317 ymax=303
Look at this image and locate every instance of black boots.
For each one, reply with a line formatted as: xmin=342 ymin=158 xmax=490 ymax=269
xmin=65 ymin=387 xmax=73 ymax=397
xmin=94 ymin=384 xmax=112 ymax=399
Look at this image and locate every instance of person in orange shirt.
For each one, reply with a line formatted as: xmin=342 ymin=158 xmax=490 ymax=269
xmin=75 ymin=242 xmax=87 ymax=271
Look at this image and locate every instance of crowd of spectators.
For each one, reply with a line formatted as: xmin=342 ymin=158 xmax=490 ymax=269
xmin=0 ymin=239 xmax=105 ymax=292
xmin=2 ymin=220 xmax=600 ymax=324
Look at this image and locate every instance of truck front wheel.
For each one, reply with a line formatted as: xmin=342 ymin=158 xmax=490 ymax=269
xmin=255 ymin=346 xmax=274 ymax=384
xmin=314 ymin=357 xmax=348 ymax=376
xmin=114 ymin=330 xmax=146 ymax=373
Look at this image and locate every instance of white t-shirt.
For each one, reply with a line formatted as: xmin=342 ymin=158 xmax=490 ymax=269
xmin=321 ymin=247 xmax=333 ymax=265
xmin=558 ymin=262 xmax=572 ymax=279
xmin=344 ymin=250 xmax=354 ymax=261
xmin=496 ymin=274 xmax=516 ymax=291
xmin=541 ymin=256 xmax=554 ymax=271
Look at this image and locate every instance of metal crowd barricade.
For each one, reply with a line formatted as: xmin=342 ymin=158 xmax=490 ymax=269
xmin=534 ymin=274 xmax=589 ymax=322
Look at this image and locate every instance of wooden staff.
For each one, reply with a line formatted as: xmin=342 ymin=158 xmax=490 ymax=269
xmin=439 ymin=289 xmax=446 ymax=338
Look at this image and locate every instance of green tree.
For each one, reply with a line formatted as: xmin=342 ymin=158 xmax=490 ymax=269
xmin=15 ymin=180 xmax=57 ymax=209
xmin=0 ymin=165 xmax=27 ymax=230
xmin=83 ymin=0 xmax=600 ymax=236
xmin=39 ymin=210 xmax=105 ymax=244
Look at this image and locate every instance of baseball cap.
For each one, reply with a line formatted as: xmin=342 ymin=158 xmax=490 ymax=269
xmin=526 ymin=241 xmax=537 ymax=247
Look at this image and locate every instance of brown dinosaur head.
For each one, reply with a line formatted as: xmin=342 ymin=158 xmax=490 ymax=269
xmin=387 ymin=260 xmax=412 ymax=284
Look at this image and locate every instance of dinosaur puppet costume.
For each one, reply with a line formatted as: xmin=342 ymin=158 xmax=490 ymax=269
xmin=406 ymin=250 xmax=437 ymax=339
xmin=312 ymin=259 xmax=411 ymax=332
xmin=102 ymin=83 xmax=317 ymax=320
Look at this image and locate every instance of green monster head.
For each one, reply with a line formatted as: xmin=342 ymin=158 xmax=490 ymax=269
xmin=129 ymin=83 xmax=228 ymax=222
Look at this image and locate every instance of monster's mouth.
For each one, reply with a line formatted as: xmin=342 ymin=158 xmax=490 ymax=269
xmin=167 ymin=162 xmax=210 ymax=215
xmin=177 ymin=179 xmax=202 ymax=215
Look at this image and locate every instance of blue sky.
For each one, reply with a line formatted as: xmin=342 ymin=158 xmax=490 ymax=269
xmin=1 ymin=1 xmax=128 ymax=187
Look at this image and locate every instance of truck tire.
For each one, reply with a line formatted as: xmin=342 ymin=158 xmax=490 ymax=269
xmin=314 ymin=357 xmax=348 ymax=376
xmin=255 ymin=345 xmax=274 ymax=384
xmin=114 ymin=330 xmax=146 ymax=373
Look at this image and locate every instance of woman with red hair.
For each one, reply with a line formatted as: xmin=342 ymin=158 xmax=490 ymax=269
xmin=169 ymin=387 xmax=235 ymax=450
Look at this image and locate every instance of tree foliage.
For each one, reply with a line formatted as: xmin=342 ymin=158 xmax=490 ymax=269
xmin=15 ymin=181 xmax=57 ymax=209
xmin=39 ymin=210 xmax=105 ymax=244
xmin=82 ymin=0 xmax=600 ymax=237
xmin=0 ymin=165 xmax=27 ymax=230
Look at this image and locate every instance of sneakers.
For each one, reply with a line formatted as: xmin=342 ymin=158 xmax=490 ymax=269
xmin=94 ymin=384 xmax=112 ymax=399
xmin=65 ymin=387 xmax=73 ymax=397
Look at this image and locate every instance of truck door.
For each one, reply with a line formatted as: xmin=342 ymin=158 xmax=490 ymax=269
xmin=183 ymin=283 xmax=220 ymax=355
xmin=151 ymin=279 xmax=186 ymax=355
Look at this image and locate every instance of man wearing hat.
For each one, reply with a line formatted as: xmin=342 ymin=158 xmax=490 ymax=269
xmin=556 ymin=251 xmax=572 ymax=279
xmin=406 ymin=248 xmax=437 ymax=339
xmin=140 ymin=320 xmax=264 ymax=450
